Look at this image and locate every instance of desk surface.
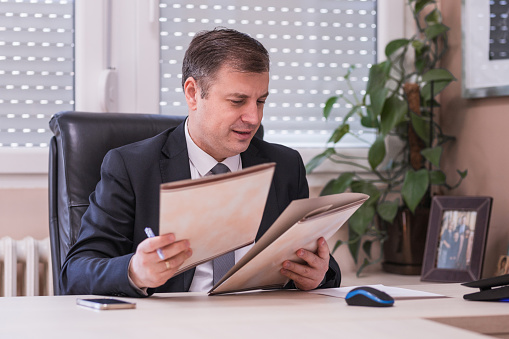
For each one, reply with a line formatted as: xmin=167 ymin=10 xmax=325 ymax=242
xmin=0 ymin=283 xmax=507 ymax=339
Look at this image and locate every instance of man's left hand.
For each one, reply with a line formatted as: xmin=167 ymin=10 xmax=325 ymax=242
xmin=280 ymin=237 xmax=330 ymax=290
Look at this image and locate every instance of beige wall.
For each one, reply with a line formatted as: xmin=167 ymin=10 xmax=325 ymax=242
xmin=440 ymin=0 xmax=509 ymax=277
xmin=0 ymin=188 xmax=49 ymax=240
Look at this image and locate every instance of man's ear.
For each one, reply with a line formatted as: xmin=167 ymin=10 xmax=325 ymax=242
xmin=184 ymin=77 xmax=199 ymax=111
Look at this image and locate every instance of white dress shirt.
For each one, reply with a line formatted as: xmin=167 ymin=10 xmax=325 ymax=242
xmin=184 ymin=119 xmax=254 ymax=292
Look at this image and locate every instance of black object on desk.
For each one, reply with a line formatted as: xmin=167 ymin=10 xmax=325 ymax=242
xmin=345 ymin=286 xmax=395 ymax=307
xmin=462 ymin=273 xmax=509 ymax=301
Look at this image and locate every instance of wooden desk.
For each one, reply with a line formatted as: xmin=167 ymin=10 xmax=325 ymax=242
xmin=0 ymin=283 xmax=507 ymax=339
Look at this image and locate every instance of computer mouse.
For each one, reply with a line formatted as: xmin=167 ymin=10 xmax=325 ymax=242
xmin=345 ymin=286 xmax=395 ymax=307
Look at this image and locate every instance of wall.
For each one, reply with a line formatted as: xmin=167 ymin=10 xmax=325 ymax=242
xmin=0 ymin=188 xmax=48 ymax=240
xmin=439 ymin=0 xmax=509 ymax=277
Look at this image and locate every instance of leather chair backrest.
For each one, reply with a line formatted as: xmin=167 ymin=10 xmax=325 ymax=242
xmin=49 ymin=111 xmax=186 ymax=295
xmin=48 ymin=111 xmax=263 ymax=295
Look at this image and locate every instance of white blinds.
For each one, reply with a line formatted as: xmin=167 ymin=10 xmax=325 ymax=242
xmin=159 ymin=0 xmax=377 ymax=147
xmin=0 ymin=0 xmax=74 ymax=148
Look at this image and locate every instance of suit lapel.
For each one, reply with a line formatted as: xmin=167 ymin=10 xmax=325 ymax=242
xmin=159 ymin=121 xmax=191 ymax=183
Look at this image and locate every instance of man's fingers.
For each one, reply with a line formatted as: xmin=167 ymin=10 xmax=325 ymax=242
xmin=161 ymin=248 xmax=193 ymax=274
xmin=140 ymin=233 xmax=176 ymax=254
xmin=160 ymin=240 xmax=191 ymax=261
xmin=317 ymin=237 xmax=330 ymax=260
xmin=282 ymin=260 xmax=312 ymax=277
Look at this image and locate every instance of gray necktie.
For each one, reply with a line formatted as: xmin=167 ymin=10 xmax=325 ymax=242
xmin=209 ymin=163 xmax=235 ymax=285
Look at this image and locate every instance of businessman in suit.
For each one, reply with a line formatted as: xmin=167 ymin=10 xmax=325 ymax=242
xmin=60 ymin=28 xmax=341 ymax=297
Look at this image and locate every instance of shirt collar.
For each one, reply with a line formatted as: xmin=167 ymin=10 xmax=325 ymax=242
xmin=184 ymin=119 xmax=241 ymax=176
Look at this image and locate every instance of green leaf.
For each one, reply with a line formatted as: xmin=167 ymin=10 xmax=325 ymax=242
xmin=366 ymin=62 xmax=390 ymax=117
xmin=368 ymin=135 xmax=386 ymax=170
xmin=351 ymin=181 xmax=381 ymax=206
xmin=332 ymin=240 xmax=344 ymax=254
xmin=421 ymin=79 xmax=453 ymax=101
xmin=421 ymin=146 xmax=442 ymax=167
xmin=410 ymin=111 xmax=430 ymax=145
xmin=349 ymin=205 xmax=375 ymax=236
xmin=425 ymin=23 xmax=449 ymax=40
xmin=305 ymin=148 xmax=335 ymax=173
xmin=385 ymin=39 xmax=410 ymax=57
xmin=356 ymin=258 xmax=371 ymax=277
xmin=412 ymin=40 xmax=425 ymax=54
xmin=362 ymin=240 xmax=373 ymax=260
xmin=415 ymin=0 xmax=435 ymax=14
xmin=429 ymin=170 xmax=446 ymax=185
xmin=458 ymin=169 xmax=468 ymax=178
xmin=360 ymin=106 xmax=378 ymax=128
xmin=422 ymin=69 xmax=456 ymax=83
xmin=377 ymin=199 xmax=400 ymax=223
xmin=323 ymin=96 xmax=338 ymax=119
xmin=348 ymin=229 xmax=361 ymax=265
xmin=328 ymin=124 xmax=350 ymax=144
xmin=402 ymin=169 xmax=429 ymax=213
xmin=380 ymin=96 xmax=408 ymax=135
xmin=321 ymin=172 xmax=355 ymax=196
xmin=425 ymin=8 xmax=441 ymax=25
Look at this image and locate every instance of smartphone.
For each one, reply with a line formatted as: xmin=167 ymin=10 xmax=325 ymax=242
xmin=76 ymin=298 xmax=136 ymax=310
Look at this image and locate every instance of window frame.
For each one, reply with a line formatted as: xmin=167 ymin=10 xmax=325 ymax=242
xmin=0 ymin=0 xmax=407 ymax=188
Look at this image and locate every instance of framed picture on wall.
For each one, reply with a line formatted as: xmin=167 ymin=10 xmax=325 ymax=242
xmin=421 ymin=196 xmax=493 ymax=283
xmin=462 ymin=0 xmax=509 ymax=98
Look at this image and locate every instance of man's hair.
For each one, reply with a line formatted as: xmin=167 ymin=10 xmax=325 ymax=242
xmin=182 ymin=28 xmax=270 ymax=98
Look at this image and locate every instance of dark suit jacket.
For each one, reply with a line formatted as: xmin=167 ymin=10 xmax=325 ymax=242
xmin=60 ymin=122 xmax=341 ymax=297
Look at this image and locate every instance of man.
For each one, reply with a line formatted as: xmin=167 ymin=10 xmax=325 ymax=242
xmin=60 ymin=28 xmax=341 ymax=297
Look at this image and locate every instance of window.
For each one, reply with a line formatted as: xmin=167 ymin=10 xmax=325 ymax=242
xmin=0 ymin=0 xmax=74 ymax=148
xmin=159 ymin=0 xmax=377 ymax=148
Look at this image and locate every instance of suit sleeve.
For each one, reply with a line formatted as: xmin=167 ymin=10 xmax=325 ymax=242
xmin=59 ymin=149 xmax=147 ymax=297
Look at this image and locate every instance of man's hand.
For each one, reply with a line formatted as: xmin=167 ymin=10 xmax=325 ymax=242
xmin=280 ymin=237 xmax=330 ymax=291
xmin=129 ymin=233 xmax=192 ymax=289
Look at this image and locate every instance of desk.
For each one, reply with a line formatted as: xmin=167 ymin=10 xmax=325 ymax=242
xmin=0 ymin=283 xmax=507 ymax=339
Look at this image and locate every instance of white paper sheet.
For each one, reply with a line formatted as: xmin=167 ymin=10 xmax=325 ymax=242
xmin=308 ymin=284 xmax=446 ymax=300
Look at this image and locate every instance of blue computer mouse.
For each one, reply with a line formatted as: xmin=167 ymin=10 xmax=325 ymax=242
xmin=345 ymin=286 xmax=395 ymax=307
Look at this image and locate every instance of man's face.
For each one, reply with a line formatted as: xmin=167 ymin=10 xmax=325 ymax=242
xmin=185 ymin=65 xmax=269 ymax=162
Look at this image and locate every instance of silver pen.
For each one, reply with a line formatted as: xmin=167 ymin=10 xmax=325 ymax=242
xmin=144 ymin=227 xmax=165 ymax=260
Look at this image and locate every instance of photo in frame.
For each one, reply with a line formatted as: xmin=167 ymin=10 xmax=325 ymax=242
xmin=495 ymin=255 xmax=509 ymax=277
xmin=421 ymin=196 xmax=493 ymax=283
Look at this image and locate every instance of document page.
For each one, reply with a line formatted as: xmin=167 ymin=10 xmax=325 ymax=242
xmin=308 ymin=284 xmax=446 ymax=300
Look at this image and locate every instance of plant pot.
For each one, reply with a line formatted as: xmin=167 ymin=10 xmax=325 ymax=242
xmin=380 ymin=206 xmax=430 ymax=275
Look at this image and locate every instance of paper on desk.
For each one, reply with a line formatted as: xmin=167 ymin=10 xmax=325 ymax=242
xmin=308 ymin=284 xmax=446 ymax=300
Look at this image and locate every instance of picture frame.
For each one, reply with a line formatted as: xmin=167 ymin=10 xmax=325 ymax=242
xmin=421 ymin=196 xmax=493 ymax=283
xmin=462 ymin=0 xmax=509 ymax=98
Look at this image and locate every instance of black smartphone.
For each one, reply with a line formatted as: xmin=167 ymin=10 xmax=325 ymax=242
xmin=76 ymin=298 xmax=136 ymax=310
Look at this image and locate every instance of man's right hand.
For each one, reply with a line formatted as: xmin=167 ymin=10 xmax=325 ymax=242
xmin=129 ymin=233 xmax=192 ymax=289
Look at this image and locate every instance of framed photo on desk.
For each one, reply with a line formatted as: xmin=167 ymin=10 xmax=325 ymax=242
xmin=421 ymin=196 xmax=493 ymax=283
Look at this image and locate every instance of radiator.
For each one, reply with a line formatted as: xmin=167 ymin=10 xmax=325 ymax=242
xmin=0 ymin=237 xmax=53 ymax=297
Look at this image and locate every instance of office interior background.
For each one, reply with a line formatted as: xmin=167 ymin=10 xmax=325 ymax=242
xmin=0 ymin=0 xmax=508 ymax=294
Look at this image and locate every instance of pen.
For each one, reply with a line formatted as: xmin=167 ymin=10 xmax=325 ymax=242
xmin=144 ymin=227 xmax=165 ymax=260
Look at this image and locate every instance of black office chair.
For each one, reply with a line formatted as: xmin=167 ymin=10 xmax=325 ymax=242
xmin=48 ymin=111 xmax=186 ymax=295
xmin=48 ymin=111 xmax=264 ymax=295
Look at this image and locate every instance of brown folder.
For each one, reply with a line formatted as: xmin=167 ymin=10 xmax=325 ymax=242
xmin=159 ymin=163 xmax=275 ymax=275
xmin=209 ymin=192 xmax=368 ymax=295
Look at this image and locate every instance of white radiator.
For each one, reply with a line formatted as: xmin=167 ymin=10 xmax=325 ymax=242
xmin=0 ymin=237 xmax=53 ymax=297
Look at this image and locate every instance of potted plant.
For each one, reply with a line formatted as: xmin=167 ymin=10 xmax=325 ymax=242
xmin=306 ymin=0 xmax=467 ymax=275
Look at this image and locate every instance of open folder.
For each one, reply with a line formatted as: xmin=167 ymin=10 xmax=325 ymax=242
xmin=209 ymin=191 xmax=368 ymax=295
xmin=159 ymin=162 xmax=368 ymax=295
xmin=159 ymin=163 xmax=276 ymax=275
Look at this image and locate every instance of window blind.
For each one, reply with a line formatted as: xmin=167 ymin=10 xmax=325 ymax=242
xmin=159 ymin=0 xmax=377 ymax=147
xmin=0 ymin=0 xmax=74 ymax=148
